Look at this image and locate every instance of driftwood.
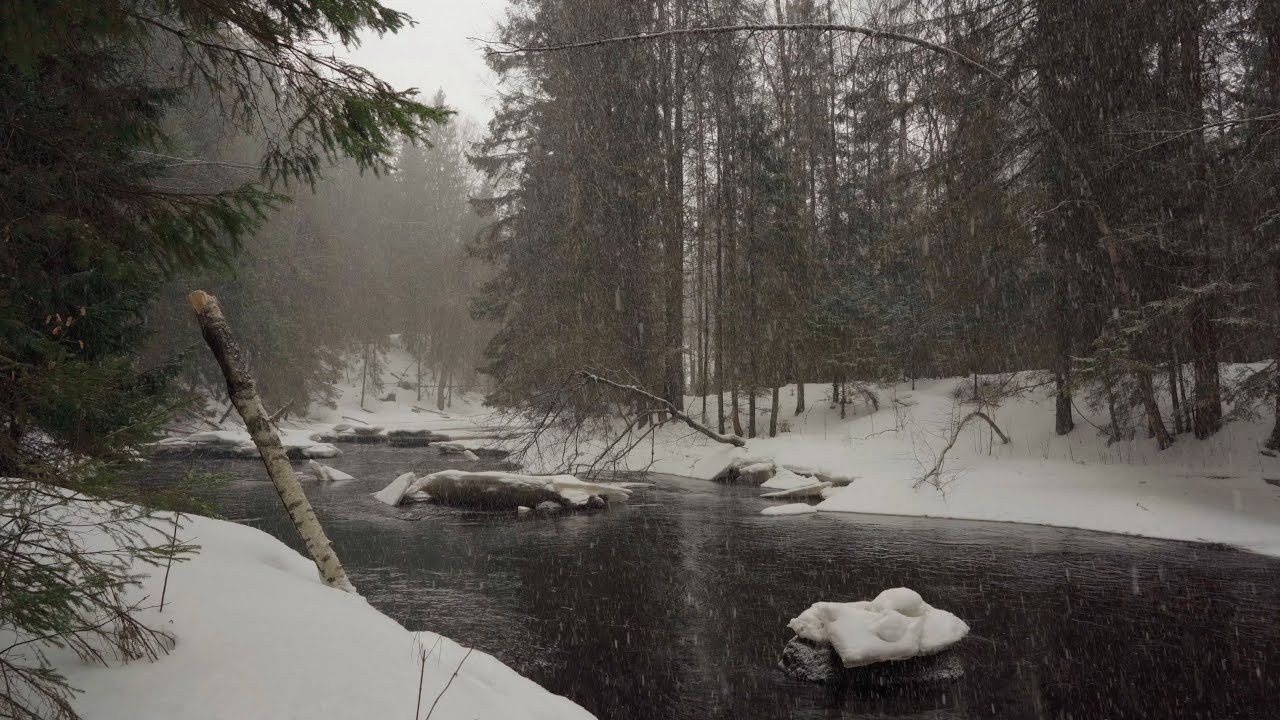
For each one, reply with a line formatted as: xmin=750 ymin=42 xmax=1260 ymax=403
xmin=576 ymin=371 xmax=746 ymax=447
xmin=916 ymin=411 xmax=1010 ymax=490
xmin=189 ymin=290 xmax=355 ymax=593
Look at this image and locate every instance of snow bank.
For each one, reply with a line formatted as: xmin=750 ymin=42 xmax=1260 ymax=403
xmin=634 ymin=377 xmax=1280 ymax=557
xmin=761 ymin=503 xmax=818 ymax=516
xmin=54 ymin=510 xmax=593 ymax=720
xmin=788 ymin=588 xmax=969 ymax=668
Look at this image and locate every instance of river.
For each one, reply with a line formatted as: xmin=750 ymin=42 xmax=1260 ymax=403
xmin=145 ymin=445 xmax=1280 ymax=719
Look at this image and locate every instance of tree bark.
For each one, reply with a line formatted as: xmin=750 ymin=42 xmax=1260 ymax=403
xmin=795 ymin=381 xmax=805 ymax=415
xmin=188 ymin=290 xmax=355 ymax=593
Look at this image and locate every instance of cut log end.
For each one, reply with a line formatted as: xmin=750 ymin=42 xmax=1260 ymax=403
xmin=188 ymin=289 xmax=221 ymax=317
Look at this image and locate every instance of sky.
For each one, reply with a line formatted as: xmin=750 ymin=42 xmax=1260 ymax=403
xmin=348 ymin=0 xmax=509 ymax=127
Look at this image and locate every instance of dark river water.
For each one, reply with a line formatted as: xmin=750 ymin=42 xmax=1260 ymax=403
xmin=146 ymin=446 xmax=1280 ymax=720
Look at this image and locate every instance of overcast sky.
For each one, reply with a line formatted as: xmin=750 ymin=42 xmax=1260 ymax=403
xmin=349 ymin=0 xmax=508 ymax=127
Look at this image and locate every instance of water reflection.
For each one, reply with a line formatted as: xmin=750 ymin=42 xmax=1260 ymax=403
xmin=145 ymin=447 xmax=1280 ymax=719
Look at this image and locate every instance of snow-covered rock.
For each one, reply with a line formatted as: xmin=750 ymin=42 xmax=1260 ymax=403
xmin=307 ymin=461 xmax=355 ymax=483
xmin=761 ymin=481 xmax=831 ymax=500
xmin=761 ymin=503 xmax=818 ymax=516
xmin=301 ymin=443 xmax=342 ymax=459
xmin=787 ymin=588 xmax=969 ymax=668
xmin=371 ymin=472 xmax=417 ymax=506
xmin=183 ymin=430 xmax=245 ymax=445
xmin=403 ymin=470 xmax=632 ymax=510
xmin=760 ymin=468 xmax=812 ymax=491
xmin=386 ymin=428 xmax=433 ymax=448
xmin=779 ymin=636 xmax=964 ymax=684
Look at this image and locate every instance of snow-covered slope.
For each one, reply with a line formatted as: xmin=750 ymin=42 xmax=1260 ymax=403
xmin=55 ymin=511 xmax=593 ymax=720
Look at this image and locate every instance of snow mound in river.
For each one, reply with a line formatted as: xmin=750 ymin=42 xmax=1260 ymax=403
xmin=787 ymin=588 xmax=969 ymax=667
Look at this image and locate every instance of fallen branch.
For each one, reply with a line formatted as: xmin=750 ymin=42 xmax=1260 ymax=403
xmin=268 ymin=397 xmax=296 ymax=423
xmin=189 ymin=290 xmax=355 ymax=593
xmin=576 ymin=371 xmax=745 ymax=447
xmin=217 ymin=403 xmax=236 ymax=426
xmin=915 ymin=411 xmax=1010 ymax=490
xmin=341 ymin=415 xmax=369 ymax=425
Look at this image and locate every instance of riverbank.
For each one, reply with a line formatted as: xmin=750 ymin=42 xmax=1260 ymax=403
xmin=647 ymin=375 xmax=1280 ymax=557
xmin=56 ymin=509 xmax=593 ymax=720
xmin=190 ymin=349 xmax=1280 ymax=556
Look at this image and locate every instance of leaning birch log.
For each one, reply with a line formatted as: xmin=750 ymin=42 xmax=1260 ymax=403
xmin=189 ymin=290 xmax=355 ymax=593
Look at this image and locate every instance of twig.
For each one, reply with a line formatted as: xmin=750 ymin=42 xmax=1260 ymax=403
xmin=915 ymin=411 xmax=1011 ymax=489
xmin=423 ymin=647 xmax=474 ymax=720
xmin=159 ymin=512 xmax=181 ymax=613
xmin=341 ymin=415 xmax=370 ymax=425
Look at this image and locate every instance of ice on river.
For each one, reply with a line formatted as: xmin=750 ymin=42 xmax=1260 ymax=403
xmin=788 ymin=588 xmax=969 ymax=667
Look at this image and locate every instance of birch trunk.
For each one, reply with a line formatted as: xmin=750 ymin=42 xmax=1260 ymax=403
xmin=189 ymin=290 xmax=356 ymax=593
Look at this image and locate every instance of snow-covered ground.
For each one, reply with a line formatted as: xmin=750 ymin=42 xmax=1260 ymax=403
xmin=53 ymin=509 xmax=592 ymax=720
xmin=638 ymin=375 xmax=1280 ymax=557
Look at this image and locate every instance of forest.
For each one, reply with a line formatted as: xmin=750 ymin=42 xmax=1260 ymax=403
xmin=474 ymin=0 xmax=1280 ymax=448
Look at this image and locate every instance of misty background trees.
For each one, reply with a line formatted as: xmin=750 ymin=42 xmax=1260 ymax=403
xmin=473 ymin=0 xmax=1280 ymax=445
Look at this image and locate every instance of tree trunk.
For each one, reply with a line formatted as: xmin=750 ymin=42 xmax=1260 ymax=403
xmin=769 ymin=385 xmax=780 ymax=437
xmin=1169 ymin=348 xmax=1183 ymax=435
xmin=1269 ymin=263 xmax=1280 ymax=450
xmin=731 ymin=387 xmax=743 ymax=436
xmin=188 ymin=291 xmax=354 ymax=593
xmin=1190 ymin=311 xmax=1222 ymax=439
xmin=795 ymin=381 xmax=805 ymax=415
xmin=748 ymin=390 xmax=757 ymax=439
xmin=359 ymin=341 xmax=369 ymax=410
xmin=1263 ymin=2 xmax=1280 ymax=451
xmin=436 ymin=364 xmax=449 ymax=412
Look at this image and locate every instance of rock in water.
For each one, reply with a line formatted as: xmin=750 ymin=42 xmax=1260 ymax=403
xmin=779 ymin=636 xmax=842 ymax=683
xmin=779 ymin=587 xmax=969 ymax=684
xmin=779 ymin=637 xmax=964 ymax=685
xmin=535 ymin=501 xmax=561 ymax=513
